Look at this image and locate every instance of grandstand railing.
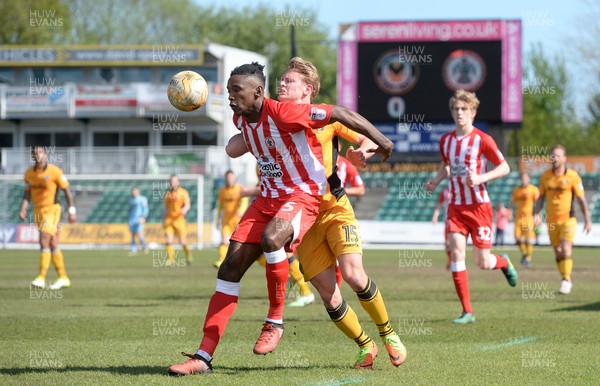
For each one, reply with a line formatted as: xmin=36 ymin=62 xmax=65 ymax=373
xmin=1 ymin=146 xmax=230 ymax=176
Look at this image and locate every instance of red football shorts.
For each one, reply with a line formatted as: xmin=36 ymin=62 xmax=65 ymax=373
xmin=447 ymin=203 xmax=493 ymax=249
xmin=230 ymin=193 xmax=320 ymax=252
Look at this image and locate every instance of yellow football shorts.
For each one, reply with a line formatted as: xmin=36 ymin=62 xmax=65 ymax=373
xmin=164 ymin=216 xmax=187 ymax=238
xmin=547 ymin=217 xmax=577 ymax=247
xmin=296 ymin=195 xmax=362 ymax=281
xmin=514 ymin=216 xmax=535 ymax=241
xmin=34 ymin=204 xmax=61 ymax=235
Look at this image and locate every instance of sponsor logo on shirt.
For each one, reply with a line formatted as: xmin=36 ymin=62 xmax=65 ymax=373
xmin=310 ymin=107 xmax=327 ymax=121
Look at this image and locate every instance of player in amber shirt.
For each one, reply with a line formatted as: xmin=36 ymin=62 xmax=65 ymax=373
xmin=167 ymin=61 xmax=393 ymax=376
xmin=534 ymin=145 xmax=592 ymax=294
xmin=20 ymin=146 xmax=76 ymax=290
xmin=510 ymin=173 xmax=540 ymax=267
xmin=213 ymin=170 xmax=253 ymax=268
xmin=221 ymin=58 xmax=405 ymax=369
xmin=163 ymin=174 xmax=192 ymax=266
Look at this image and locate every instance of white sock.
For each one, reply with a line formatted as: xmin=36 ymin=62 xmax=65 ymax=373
xmin=451 ymin=260 xmax=466 ymax=272
xmin=264 ymin=248 xmax=287 ymax=264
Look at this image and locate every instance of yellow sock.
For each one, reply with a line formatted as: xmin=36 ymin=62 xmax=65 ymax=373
xmin=256 ymin=254 xmax=266 ymax=267
xmin=218 ymin=244 xmax=228 ymax=262
xmin=51 ymin=250 xmax=68 ymax=278
xmin=327 ymin=300 xmax=372 ymax=348
xmin=357 ymin=279 xmax=395 ymax=339
xmin=166 ymin=245 xmax=175 ymax=263
xmin=183 ymin=244 xmax=192 ymax=261
xmin=288 ymin=258 xmax=312 ymax=296
xmin=38 ymin=249 xmax=51 ymax=279
xmin=557 ymin=259 xmax=565 ymax=278
xmin=517 ymin=241 xmax=527 ymax=256
xmin=526 ymin=244 xmax=533 ymax=260
xmin=563 ymin=257 xmax=573 ymax=282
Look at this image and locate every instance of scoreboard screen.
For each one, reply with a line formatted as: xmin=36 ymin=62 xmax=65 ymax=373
xmin=338 ymin=20 xmax=522 ymax=152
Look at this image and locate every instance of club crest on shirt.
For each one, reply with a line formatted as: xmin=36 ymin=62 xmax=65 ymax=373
xmin=466 ymin=147 xmax=472 ymax=154
xmin=265 ymin=137 xmax=276 ymax=148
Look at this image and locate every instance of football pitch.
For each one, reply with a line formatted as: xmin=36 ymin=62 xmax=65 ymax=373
xmin=0 ymin=246 xmax=598 ymax=385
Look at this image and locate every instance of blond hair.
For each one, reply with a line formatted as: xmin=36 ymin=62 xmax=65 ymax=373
xmin=449 ymin=89 xmax=480 ymax=111
xmin=286 ymin=57 xmax=320 ymax=99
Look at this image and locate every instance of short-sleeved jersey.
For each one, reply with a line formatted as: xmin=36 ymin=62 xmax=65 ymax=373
xmin=511 ymin=184 xmax=540 ymax=219
xmin=440 ymin=127 xmax=505 ymax=206
xmin=164 ymin=187 xmax=190 ymax=219
xmin=23 ymin=163 xmax=69 ymax=208
xmin=218 ymin=184 xmax=248 ymax=217
xmin=313 ymin=122 xmax=362 ymax=211
xmin=539 ymin=168 xmax=584 ymax=223
xmin=336 ymin=155 xmax=363 ymax=188
xmin=129 ymin=195 xmax=149 ymax=224
xmin=234 ymin=98 xmax=332 ymax=198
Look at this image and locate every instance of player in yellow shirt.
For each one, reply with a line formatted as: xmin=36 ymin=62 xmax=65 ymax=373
xmin=20 ymin=146 xmax=76 ymax=290
xmin=534 ymin=145 xmax=592 ymax=294
xmin=163 ymin=174 xmax=192 ymax=266
xmin=213 ymin=170 xmax=251 ymax=268
xmin=510 ymin=172 xmax=540 ymax=267
xmin=222 ymin=57 xmax=404 ymax=368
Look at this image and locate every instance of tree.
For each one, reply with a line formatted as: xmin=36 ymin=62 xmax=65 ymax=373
xmin=509 ymin=44 xmax=583 ymax=155
xmin=0 ymin=0 xmax=71 ymax=44
xmin=193 ymin=4 xmax=336 ymax=103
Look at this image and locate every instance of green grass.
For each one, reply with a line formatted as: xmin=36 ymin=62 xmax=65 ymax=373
xmin=1 ymin=246 xmax=599 ymax=385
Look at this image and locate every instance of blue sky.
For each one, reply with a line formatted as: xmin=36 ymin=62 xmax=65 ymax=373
xmin=198 ymin=0 xmax=593 ymax=116
xmin=200 ymin=0 xmax=583 ymax=53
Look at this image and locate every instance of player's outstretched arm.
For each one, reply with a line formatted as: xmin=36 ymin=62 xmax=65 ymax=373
xmin=576 ymin=195 xmax=592 ymax=233
xmin=19 ymin=189 xmax=30 ymax=221
xmin=426 ymin=163 xmax=449 ymax=192
xmin=330 ymin=106 xmax=393 ymax=161
xmin=226 ymin=134 xmax=249 ymax=158
xmin=346 ymin=136 xmax=376 ymax=168
xmin=63 ymin=186 xmax=77 ymax=223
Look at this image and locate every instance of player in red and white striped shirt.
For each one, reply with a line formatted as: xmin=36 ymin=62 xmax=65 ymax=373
xmin=168 ymin=62 xmax=393 ymax=376
xmin=425 ymin=89 xmax=518 ymax=325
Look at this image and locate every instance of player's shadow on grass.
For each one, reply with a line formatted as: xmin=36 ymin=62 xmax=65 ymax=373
xmin=0 ymin=365 xmax=165 ymax=376
xmin=214 ymin=364 xmax=347 ymax=374
xmin=552 ymin=301 xmax=600 ymax=312
xmin=0 ymin=364 xmax=344 ymax=376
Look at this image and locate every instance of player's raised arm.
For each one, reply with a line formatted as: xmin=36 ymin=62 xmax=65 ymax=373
xmin=330 ymin=105 xmax=393 ymax=161
xmin=225 ymin=134 xmax=249 ymax=158
xmin=346 ymin=136 xmax=376 ymax=168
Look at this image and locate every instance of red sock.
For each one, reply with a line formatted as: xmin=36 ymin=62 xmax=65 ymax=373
xmin=492 ymin=254 xmax=508 ymax=270
xmin=266 ymin=259 xmax=289 ymax=323
xmin=335 ymin=264 xmax=343 ymax=288
xmin=199 ymin=291 xmax=238 ymax=356
xmin=452 ymin=270 xmax=472 ymax=314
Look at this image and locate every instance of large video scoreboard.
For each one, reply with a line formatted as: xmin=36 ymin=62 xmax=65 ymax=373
xmin=338 ymin=20 xmax=522 ymax=152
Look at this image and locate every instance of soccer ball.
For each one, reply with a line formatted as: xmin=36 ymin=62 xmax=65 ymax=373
xmin=167 ymin=70 xmax=208 ymax=111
